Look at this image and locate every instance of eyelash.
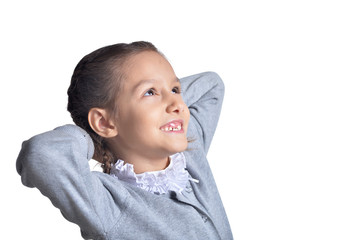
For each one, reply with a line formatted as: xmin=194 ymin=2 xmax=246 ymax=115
xmin=143 ymin=87 xmax=181 ymax=96
xmin=144 ymin=88 xmax=156 ymax=96
xmin=172 ymin=87 xmax=181 ymax=94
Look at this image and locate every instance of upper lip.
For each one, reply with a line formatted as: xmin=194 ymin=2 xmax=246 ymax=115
xmin=160 ymin=119 xmax=184 ymax=129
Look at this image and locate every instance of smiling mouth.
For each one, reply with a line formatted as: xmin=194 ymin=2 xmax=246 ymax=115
xmin=160 ymin=120 xmax=184 ymax=132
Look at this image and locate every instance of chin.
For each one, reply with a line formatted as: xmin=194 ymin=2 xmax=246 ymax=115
xmin=167 ymin=140 xmax=188 ymax=155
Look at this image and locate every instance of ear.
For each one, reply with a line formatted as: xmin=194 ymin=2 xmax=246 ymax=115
xmin=88 ymin=108 xmax=118 ymax=138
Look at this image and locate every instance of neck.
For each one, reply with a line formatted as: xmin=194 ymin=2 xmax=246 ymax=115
xmin=108 ymin=138 xmax=172 ymax=174
xmin=119 ymin=154 xmax=170 ymax=174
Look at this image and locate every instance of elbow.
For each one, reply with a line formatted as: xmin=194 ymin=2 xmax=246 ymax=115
xmin=16 ymin=135 xmax=43 ymax=176
xmin=16 ymin=138 xmax=41 ymax=187
xmin=203 ymin=71 xmax=225 ymax=101
xmin=204 ymin=71 xmax=225 ymax=91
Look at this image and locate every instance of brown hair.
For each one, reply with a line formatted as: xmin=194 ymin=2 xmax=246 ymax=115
xmin=67 ymin=41 xmax=159 ymax=173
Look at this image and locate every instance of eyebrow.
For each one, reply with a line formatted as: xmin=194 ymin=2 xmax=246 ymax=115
xmin=133 ymin=77 xmax=179 ymax=92
xmin=133 ymin=79 xmax=156 ymax=92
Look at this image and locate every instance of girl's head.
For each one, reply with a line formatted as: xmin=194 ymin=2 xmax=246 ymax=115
xmin=67 ymin=41 xmax=190 ymax=173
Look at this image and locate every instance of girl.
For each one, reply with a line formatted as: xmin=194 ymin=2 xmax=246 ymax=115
xmin=16 ymin=41 xmax=233 ymax=239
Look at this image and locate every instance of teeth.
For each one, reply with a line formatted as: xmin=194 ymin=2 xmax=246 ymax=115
xmin=161 ymin=125 xmax=182 ymax=131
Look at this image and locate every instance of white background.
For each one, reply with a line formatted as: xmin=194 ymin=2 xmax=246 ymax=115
xmin=1 ymin=0 xmax=361 ymax=239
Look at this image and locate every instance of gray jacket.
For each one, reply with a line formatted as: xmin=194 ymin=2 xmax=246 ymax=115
xmin=16 ymin=72 xmax=233 ymax=240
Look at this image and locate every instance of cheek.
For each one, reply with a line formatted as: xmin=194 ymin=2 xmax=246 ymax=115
xmin=184 ymin=107 xmax=191 ymax=129
xmin=126 ymin=106 xmax=161 ymax=136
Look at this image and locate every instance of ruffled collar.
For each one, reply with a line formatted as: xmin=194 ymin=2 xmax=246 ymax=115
xmin=110 ymin=152 xmax=199 ymax=195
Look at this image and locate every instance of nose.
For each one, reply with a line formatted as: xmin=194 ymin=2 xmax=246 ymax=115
xmin=166 ymin=94 xmax=185 ymax=114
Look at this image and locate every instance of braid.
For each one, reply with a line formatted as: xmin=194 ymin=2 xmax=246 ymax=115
xmin=101 ymin=141 xmax=115 ymax=174
xmin=85 ymin=128 xmax=115 ymax=173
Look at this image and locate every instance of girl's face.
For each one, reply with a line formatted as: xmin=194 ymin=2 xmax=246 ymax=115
xmin=110 ymin=51 xmax=190 ymax=164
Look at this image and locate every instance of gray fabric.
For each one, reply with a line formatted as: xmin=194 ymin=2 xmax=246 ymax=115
xmin=16 ymin=72 xmax=233 ymax=240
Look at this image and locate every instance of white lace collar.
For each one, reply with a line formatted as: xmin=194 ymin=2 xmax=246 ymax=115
xmin=110 ymin=152 xmax=199 ymax=194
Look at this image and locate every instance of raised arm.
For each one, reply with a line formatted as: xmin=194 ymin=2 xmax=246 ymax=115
xmin=16 ymin=125 xmax=125 ymax=237
xmin=180 ymin=72 xmax=225 ymax=154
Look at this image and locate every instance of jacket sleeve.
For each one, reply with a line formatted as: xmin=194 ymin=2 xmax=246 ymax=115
xmin=16 ymin=124 xmax=125 ymax=237
xmin=180 ymin=72 xmax=225 ymax=154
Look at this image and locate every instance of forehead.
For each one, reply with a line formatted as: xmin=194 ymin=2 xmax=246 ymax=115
xmin=121 ymin=51 xmax=177 ymax=88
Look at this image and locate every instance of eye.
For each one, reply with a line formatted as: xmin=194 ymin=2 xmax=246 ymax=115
xmin=172 ymin=87 xmax=181 ymax=94
xmin=144 ymin=88 xmax=156 ymax=96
